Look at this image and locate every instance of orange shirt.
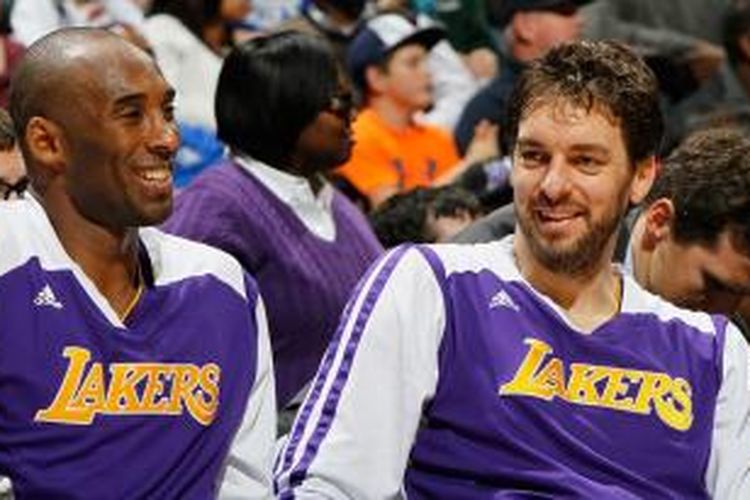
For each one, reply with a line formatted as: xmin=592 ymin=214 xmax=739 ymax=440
xmin=337 ymin=108 xmax=460 ymax=201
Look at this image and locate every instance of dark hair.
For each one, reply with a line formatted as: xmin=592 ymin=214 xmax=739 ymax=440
xmin=370 ymin=186 xmax=481 ymax=247
xmin=0 ymin=108 xmax=16 ymax=151
xmin=215 ymin=31 xmax=340 ymax=167
xmin=723 ymin=0 xmax=750 ymax=67
xmin=506 ymin=40 xmax=664 ymax=165
xmin=149 ymin=0 xmax=221 ymax=42
xmin=644 ymin=127 xmax=750 ymax=250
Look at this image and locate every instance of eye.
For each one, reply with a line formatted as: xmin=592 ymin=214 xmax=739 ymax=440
xmin=518 ymin=149 xmax=549 ymax=167
xmin=571 ymin=154 xmax=604 ymax=173
xmin=118 ymin=106 xmax=144 ymax=122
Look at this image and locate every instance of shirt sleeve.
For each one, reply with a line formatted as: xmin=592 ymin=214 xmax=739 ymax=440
xmin=217 ymin=293 xmax=277 ymax=499
xmin=274 ymin=246 xmax=446 ymax=499
xmin=705 ymin=321 xmax=750 ymax=498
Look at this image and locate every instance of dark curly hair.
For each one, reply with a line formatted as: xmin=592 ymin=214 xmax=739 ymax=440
xmin=506 ymin=40 xmax=664 ymax=165
xmin=644 ymin=127 xmax=750 ymax=251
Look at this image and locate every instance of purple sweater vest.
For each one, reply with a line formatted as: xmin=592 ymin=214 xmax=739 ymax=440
xmin=164 ymin=159 xmax=383 ymax=407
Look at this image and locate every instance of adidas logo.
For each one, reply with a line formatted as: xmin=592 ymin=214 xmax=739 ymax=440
xmin=489 ymin=289 xmax=519 ymax=312
xmin=33 ymin=284 xmax=63 ymax=310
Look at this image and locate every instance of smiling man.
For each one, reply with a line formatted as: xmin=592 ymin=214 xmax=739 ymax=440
xmin=0 ymin=28 xmax=275 ymax=497
xmin=276 ymin=40 xmax=750 ymax=498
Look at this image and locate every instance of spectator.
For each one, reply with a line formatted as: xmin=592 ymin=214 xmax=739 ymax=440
xmin=454 ymin=0 xmax=591 ymax=155
xmin=164 ymin=32 xmax=383 ymax=413
xmin=337 ymin=12 xmax=497 ymax=207
xmin=0 ymin=108 xmax=25 ymax=201
xmin=2 ymin=28 xmax=275 ymax=497
xmin=10 ymin=0 xmax=145 ymax=46
xmin=370 ymin=185 xmax=482 ymax=247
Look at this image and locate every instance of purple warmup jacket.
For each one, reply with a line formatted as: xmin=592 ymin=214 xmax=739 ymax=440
xmin=0 ymin=198 xmax=268 ymax=497
xmin=164 ymin=158 xmax=383 ymax=407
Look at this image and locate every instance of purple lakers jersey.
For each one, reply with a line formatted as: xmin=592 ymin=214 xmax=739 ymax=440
xmin=275 ymin=238 xmax=750 ymax=498
xmin=0 ymin=198 xmax=275 ymax=498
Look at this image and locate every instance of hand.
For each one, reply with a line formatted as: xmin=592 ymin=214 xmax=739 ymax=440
xmin=464 ymin=120 xmax=500 ymax=164
xmin=683 ymin=41 xmax=725 ymax=84
xmin=463 ymin=48 xmax=498 ymax=81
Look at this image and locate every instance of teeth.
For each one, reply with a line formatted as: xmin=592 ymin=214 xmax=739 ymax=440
xmin=139 ymin=170 xmax=171 ymax=182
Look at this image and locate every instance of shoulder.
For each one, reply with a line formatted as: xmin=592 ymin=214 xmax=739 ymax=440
xmin=621 ymin=274 xmax=722 ymax=337
xmin=140 ymin=227 xmax=255 ymax=302
xmin=0 ymin=198 xmax=61 ymax=277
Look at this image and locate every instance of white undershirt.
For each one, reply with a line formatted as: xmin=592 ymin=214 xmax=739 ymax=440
xmin=234 ymin=154 xmax=337 ymax=242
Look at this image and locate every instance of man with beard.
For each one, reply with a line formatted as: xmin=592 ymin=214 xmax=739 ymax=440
xmin=275 ymin=40 xmax=750 ymax=498
xmin=0 ymin=28 xmax=275 ymax=497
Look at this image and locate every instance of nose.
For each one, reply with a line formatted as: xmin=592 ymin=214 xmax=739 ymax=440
xmin=538 ymin=157 xmax=572 ymax=202
xmin=148 ymin=115 xmax=180 ymax=158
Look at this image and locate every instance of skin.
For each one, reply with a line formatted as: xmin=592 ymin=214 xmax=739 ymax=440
xmin=511 ymin=99 xmax=656 ymax=331
xmin=23 ymin=33 xmax=179 ymax=319
xmin=0 ymin=147 xmax=27 ymax=199
xmin=631 ymin=200 xmax=750 ymax=314
xmin=512 ymin=8 xmax=584 ymax=62
xmin=290 ymin=78 xmax=356 ymax=191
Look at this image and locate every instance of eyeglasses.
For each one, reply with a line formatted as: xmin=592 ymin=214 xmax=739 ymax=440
xmin=326 ymin=91 xmax=354 ymax=119
xmin=0 ymin=177 xmax=29 ymax=200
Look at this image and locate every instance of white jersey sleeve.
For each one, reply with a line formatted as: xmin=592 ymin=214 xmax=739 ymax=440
xmin=274 ymin=246 xmax=446 ymax=499
xmin=706 ymin=322 xmax=750 ymax=498
xmin=217 ymin=295 xmax=277 ymax=499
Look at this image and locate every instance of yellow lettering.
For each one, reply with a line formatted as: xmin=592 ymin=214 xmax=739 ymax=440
xmin=532 ymin=358 xmax=567 ymax=401
xmin=499 ymin=338 xmax=553 ymax=398
xmin=139 ymin=366 xmax=173 ymax=413
xmin=653 ymin=377 xmax=693 ymax=431
xmin=599 ymin=368 xmax=638 ymax=412
xmin=566 ymin=363 xmax=605 ymax=405
xmin=35 ymin=347 xmax=96 ymax=425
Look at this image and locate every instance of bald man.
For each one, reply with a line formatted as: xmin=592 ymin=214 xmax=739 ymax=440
xmin=1 ymin=28 xmax=275 ymax=497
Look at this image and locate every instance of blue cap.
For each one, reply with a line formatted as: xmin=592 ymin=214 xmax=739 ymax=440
xmin=346 ymin=13 xmax=444 ymax=91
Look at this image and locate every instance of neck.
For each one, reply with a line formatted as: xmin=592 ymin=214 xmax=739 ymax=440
xmin=628 ymin=214 xmax=652 ymax=291
xmin=369 ymin=96 xmax=416 ymax=131
xmin=202 ymin=22 xmax=226 ymax=54
xmin=513 ymin=233 xmax=621 ymax=333
xmin=40 ymin=190 xmax=142 ymax=318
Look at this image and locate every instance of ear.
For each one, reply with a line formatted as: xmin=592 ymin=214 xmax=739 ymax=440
xmin=364 ymin=65 xmax=389 ymax=96
xmin=641 ymin=198 xmax=675 ymax=250
xmin=512 ymin=12 xmax=537 ymax=44
xmin=628 ymin=155 xmax=658 ymax=205
xmin=24 ymin=116 xmax=67 ymax=175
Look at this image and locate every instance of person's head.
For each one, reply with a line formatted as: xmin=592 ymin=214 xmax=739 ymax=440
xmin=9 ymin=28 xmax=179 ymax=227
xmin=723 ymin=0 xmax=750 ymax=69
xmin=346 ymin=13 xmax=443 ymax=110
xmin=216 ymin=31 xmax=355 ymax=176
xmin=636 ymin=127 xmax=750 ymax=313
xmin=0 ymin=108 xmax=26 ymax=201
xmin=501 ymin=0 xmax=591 ymax=61
xmin=370 ymin=185 xmax=481 ymax=247
xmin=507 ymin=40 xmax=662 ymax=277
xmin=149 ymin=0 xmax=250 ymax=42
xmin=313 ymin=0 xmax=367 ymax=24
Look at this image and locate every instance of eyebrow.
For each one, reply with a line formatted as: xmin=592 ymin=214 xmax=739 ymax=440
xmin=113 ymin=87 xmax=176 ymax=109
xmin=516 ymin=139 xmax=611 ymax=155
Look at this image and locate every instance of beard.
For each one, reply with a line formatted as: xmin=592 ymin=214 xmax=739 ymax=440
xmin=516 ymin=194 xmax=628 ymax=277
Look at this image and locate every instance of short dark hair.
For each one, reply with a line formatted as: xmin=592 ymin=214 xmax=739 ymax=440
xmin=370 ymin=186 xmax=481 ymax=247
xmin=723 ymin=0 xmax=750 ymax=67
xmin=0 ymin=108 xmax=16 ymax=151
xmin=215 ymin=31 xmax=340 ymax=167
xmin=149 ymin=0 xmax=221 ymax=42
xmin=644 ymin=127 xmax=750 ymax=250
xmin=506 ymin=40 xmax=664 ymax=165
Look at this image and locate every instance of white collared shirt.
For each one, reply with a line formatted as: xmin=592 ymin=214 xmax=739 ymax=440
xmin=234 ymin=155 xmax=337 ymax=242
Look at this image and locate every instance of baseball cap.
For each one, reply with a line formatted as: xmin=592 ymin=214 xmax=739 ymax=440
xmin=346 ymin=13 xmax=444 ymax=90
xmin=496 ymin=0 xmax=594 ymax=27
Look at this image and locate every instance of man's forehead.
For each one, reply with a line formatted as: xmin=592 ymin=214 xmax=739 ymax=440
xmin=520 ymin=97 xmax=620 ymax=127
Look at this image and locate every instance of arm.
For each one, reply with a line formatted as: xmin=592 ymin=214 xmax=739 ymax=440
xmin=217 ymin=293 xmax=277 ymax=499
xmin=274 ymin=246 xmax=446 ymax=498
xmin=705 ymin=322 xmax=750 ymax=498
